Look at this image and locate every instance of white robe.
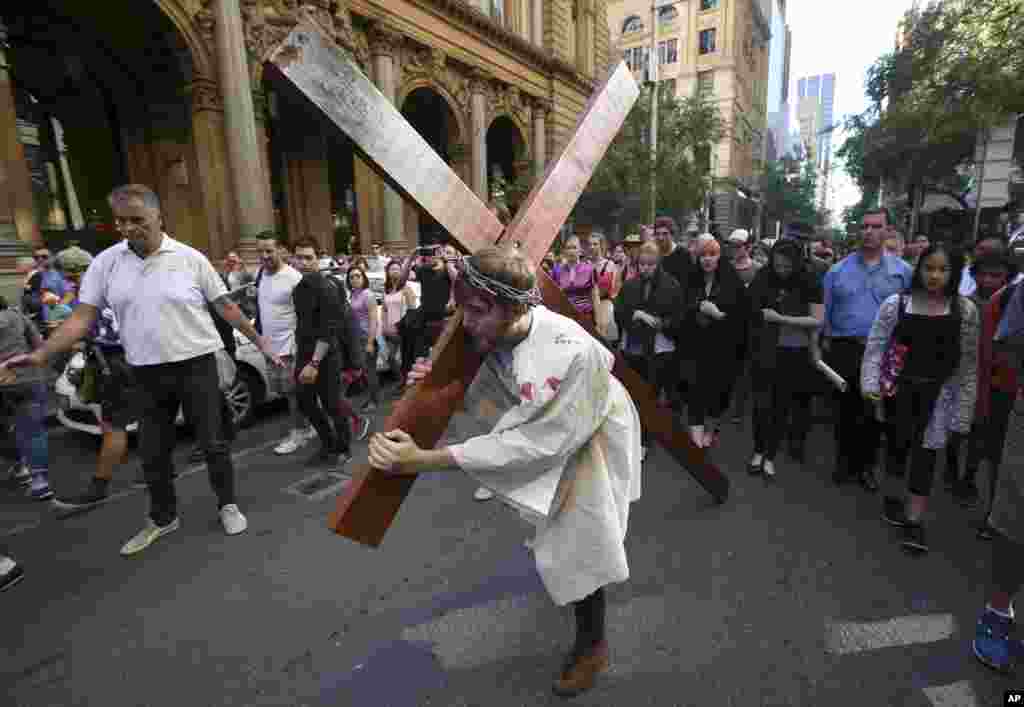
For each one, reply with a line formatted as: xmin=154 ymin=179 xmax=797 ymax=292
xmin=449 ymin=306 xmax=643 ymax=606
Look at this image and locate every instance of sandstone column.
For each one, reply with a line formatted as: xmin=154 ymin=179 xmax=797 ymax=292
xmin=212 ymin=0 xmax=274 ymax=247
xmin=531 ymin=0 xmax=544 ymax=47
xmin=251 ymin=89 xmax=278 ymax=235
xmin=188 ymin=76 xmax=236 ymax=258
xmin=0 ymin=20 xmax=38 ymax=250
xmin=531 ymin=97 xmax=550 ymax=180
xmin=369 ymin=23 xmax=405 ymax=249
xmin=469 ymin=68 xmax=489 ymax=200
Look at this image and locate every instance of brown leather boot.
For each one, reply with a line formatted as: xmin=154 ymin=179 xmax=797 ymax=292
xmin=552 ymin=639 xmax=609 ymax=697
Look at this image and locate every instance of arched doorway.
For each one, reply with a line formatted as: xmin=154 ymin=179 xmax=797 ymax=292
xmin=263 ymin=70 xmax=359 ymax=256
xmin=2 ymin=1 xmax=198 ymax=255
xmin=401 ymin=87 xmax=461 ymax=246
xmin=486 ymin=115 xmax=526 ymax=213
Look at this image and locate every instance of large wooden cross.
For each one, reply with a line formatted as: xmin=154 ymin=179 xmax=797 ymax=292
xmin=266 ymin=15 xmax=729 ymax=547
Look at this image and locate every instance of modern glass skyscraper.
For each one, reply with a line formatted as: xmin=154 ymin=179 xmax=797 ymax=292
xmin=796 ymin=72 xmax=836 ymax=170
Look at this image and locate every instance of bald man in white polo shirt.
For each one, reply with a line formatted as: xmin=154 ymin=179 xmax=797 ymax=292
xmin=6 ymin=184 xmax=283 ymax=556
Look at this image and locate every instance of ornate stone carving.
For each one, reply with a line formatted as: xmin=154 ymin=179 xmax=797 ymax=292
xmin=487 ymin=81 xmax=530 ymax=129
xmin=400 ymin=43 xmax=470 ymax=112
xmin=531 ymin=96 xmax=554 ymax=117
xmin=194 ymin=2 xmax=215 ymax=44
xmin=467 ymin=66 xmax=490 ymax=96
xmin=187 ymin=76 xmax=222 ymax=114
xmin=368 ymin=22 xmax=404 ymax=58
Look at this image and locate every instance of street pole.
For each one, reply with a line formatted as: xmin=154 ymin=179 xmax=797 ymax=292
xmin=972 ymin=127 xmax=989 ymax=244
xmin=648 ymin=2 xmax=659 ymax=226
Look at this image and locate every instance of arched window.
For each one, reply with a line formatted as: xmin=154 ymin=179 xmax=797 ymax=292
xmin=658 ymin=6 xmax=678 ymax=23
xmin=622 ymin=15 xmax=643 ymax=34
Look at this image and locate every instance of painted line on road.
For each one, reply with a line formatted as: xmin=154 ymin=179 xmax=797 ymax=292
xmin=0 ymin=439 xmax=281 ymax=539
xmin=922 ymin=681 xmax=978 ymax=707
xmin=825 ymin=614 xmax=956 ymax=655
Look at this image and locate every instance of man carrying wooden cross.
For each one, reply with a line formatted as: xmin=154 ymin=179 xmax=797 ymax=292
xmin=367 ymin=245 xmax=642 ymax=698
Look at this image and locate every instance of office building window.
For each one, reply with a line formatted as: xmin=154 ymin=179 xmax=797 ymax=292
xmin=658 ymin=6 xmax=679 ymax=23
xmin=624 ymin=46 xmax=650 ymax=74
xmin=658 ymin=39 xmax=678 ymax=65
xmin=697 ymin=71 xmax=714 ymax=99
xmin=622 ymin=15 xmax=644 ymax=34
xmin=700 ymin=0 xmax=719 ymax=10
xmin=699 ymin=28 xmax=717 ymax=54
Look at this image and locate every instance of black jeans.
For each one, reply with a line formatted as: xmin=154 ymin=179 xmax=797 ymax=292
xmin=883 ymin=379 xmax=943 ymax=497
xmin=826 ymin=338 xmax=881 ymax=477
xmin=753 ymin=386 xmax=812 ymax=461
xmin=296 ymin=352 xmax=350 ymax=454
xmin=134 ymin=353 xmax=234 ymax=526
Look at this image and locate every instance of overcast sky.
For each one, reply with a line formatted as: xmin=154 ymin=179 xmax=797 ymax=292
xmin=784 ymin=0 xmax=916 ymax=219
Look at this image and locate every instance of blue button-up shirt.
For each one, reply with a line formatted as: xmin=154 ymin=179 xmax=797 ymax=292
xmin=823 ymin=253 xmax=912 ymax=338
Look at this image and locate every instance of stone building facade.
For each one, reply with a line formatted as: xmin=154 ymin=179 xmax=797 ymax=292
xmin=606 ymin=0 xmax=770 ymax=235
xmin=0 ymin=0 xmax=611 ymax=295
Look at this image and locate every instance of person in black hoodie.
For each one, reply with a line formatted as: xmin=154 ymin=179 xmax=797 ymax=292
xmin=614 ymin=240 xmax=683 ymax=460
xmin=651 ymin=217 xmax=695 ymax=412
xmin=745 ymin=239 xmax=825 ymax=480
xmin=684 ymin=235 xmax=750 ymax=449
xmin=292 ymin=239 xmax=352 ymax=467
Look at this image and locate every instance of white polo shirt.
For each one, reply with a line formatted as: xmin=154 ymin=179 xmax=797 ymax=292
xmin=79 ymin=235 xmax=228 ymax=366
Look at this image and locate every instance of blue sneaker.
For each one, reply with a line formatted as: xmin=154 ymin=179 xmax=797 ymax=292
xmin=973 ymin=607 xmax=1022 ymax=672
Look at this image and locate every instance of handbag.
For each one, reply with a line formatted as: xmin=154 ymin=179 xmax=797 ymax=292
xmin=878 ymin=296 xmax=908 ymax=398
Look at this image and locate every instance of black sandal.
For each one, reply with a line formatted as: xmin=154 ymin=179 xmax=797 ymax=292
xmin=747 ymin=457 xmax=764 ymax=475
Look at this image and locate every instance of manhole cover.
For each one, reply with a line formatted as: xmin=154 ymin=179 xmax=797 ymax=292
xmin=284 ymin=472 xmax=351 ymax=502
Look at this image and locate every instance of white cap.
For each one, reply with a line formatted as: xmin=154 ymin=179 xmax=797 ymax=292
xmin=727 ymin=229 xmax=750 ymax=244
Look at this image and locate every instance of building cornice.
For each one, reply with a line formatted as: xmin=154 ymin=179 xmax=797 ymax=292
xmin=418 ymin=0 xmax=596 ymax=93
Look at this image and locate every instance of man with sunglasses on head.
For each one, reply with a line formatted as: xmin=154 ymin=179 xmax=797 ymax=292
xmin=22 ymin=247 xmax=67 ymax=334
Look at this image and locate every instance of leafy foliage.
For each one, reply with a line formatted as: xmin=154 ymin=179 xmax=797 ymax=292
xmin=760 ymin=157 xmax=818 ymax=228
xmin=575 ymin=86 xmax=722 ymax=230
xmin=838 ymin=0 xmax=1023 ymax=227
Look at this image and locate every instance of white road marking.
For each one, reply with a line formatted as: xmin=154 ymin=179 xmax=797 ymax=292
xmin=825 ymin=614 xmax=957 ymax=655
xmin=0 ymin=440 xmax=279 ymax=538
xmin=923 ymin=681 xmax=979 ymax=707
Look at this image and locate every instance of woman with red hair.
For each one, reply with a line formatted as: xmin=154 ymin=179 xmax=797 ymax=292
xmin=683 ymin=235 xmax=751 ymax=448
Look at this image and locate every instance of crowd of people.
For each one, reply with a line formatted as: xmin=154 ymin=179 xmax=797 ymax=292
xmin=4 ymin=183 xmax=1024 ymax=689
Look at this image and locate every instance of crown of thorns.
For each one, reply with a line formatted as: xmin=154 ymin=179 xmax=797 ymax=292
xmin=456 ymin=255 xmax=542 ymax=306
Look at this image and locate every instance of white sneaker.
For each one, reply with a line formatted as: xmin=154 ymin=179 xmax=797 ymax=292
xmin=120 ymin=517 xmax=180 ymax=556
xmin=474 ymin=486 xmax=495 ymax=501
xmin=219 ymin=504 xmax=248 ymax=535
xmin=354 ymin=416 xmax=371 ymax=442
xmin=274 ymin=429 xmax=304 ymax=455
xmin=300 ymin=425 xmax=318 ymax=441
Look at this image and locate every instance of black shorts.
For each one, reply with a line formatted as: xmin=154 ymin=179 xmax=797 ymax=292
xmin=94 ymin=349 xmax=141 ymax=430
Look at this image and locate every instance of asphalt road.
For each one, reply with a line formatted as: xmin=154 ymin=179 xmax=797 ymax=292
xmin=2 ymin=390 xmax=1023 ymax=706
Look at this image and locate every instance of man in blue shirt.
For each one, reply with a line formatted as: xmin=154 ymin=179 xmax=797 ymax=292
xmin=823 ymin=209 xmax=913 ymax=488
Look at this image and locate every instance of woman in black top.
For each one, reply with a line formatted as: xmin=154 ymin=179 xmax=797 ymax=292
xmin=862 ymin=243 xmax=979 ymax=554
xmin=746 ymin=240 xmax=825 ymax=479
xmin=684 ymin=235 xmax=750 ymax=449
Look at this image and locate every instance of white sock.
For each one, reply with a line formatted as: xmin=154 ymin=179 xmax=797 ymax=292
xmin=0 ymin=556 xmax=15 ymax=574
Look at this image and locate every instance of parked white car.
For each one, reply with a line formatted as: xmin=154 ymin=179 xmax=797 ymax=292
xmin=54 ymin=332 xmax=280 ymax=436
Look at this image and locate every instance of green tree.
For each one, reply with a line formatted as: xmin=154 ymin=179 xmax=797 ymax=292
xmin=575 ymin=86 xmax=722 ymax=231
xmin=760 ymin=156 xmax=818 ymax=227
xmin=840 ymin=0 xmax=1024 ymax=232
